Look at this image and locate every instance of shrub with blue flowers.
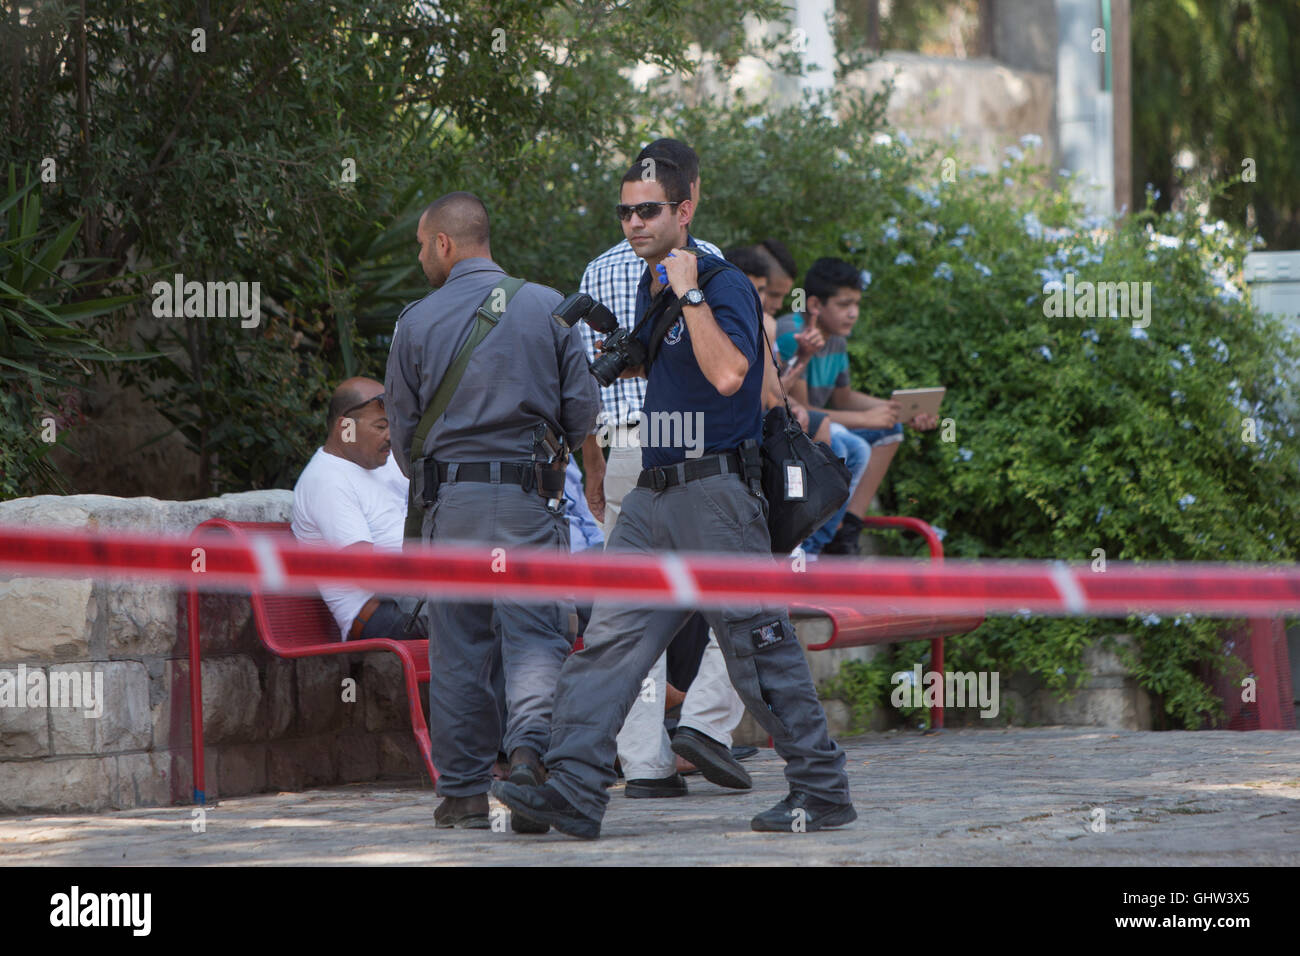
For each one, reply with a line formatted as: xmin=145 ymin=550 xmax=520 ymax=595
xmin=669 ymin=92 xmax=1300 ymax=728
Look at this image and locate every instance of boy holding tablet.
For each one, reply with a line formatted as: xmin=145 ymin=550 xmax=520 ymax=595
xmin=776 ymin=257 xmax=939 ymax=554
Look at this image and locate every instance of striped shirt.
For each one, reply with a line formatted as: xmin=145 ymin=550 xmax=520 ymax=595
xmin=577 ymin=235 xmax=724 ymax=426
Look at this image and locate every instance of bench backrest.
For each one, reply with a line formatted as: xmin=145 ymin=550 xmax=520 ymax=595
xmin=192 ymin=518 xmax=344 ymax=654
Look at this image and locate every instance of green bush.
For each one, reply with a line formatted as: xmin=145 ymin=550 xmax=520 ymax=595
xmin=709 ymin=118 xmax=1300 ymax=729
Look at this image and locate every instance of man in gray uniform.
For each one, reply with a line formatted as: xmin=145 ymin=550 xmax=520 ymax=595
xmin=492 ymin=161 xmax=853 ymax=838
xmin=385 ymin=191 xmax=599 ymax=830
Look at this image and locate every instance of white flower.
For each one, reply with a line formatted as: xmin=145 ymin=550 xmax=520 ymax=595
xmin=859 ymin=269 xmax=872 ymax=289
xmin=1038 ymin=345 xmax=1053 ymax=361
xmin=1140 ymin=614 xmax=1162 ymax=626
xmin=973 ymin=262 xmax=992 ymax=278
xmin=1081 ymin=329 xmax=1100 ymax=343
xmin=956 ymin=224 xmax=973 ymax=236
xmin=957 ymin=447 xmax=973 ymax=461
xmin=871 ymin=132 xmax=892 ymax=146
xmin=894 ymin=251 xmax=915 ymax=266
xmin=1129 ymin=327 xmax=1148 ymax=340
xmin=1177 ymin=494 xmax=1196 ymax=509
xmin=1005 ymin=145 xmax=1025 ymax=162
xmin=1020 ymin=133 xmax=1043 ymax=150
xmin=933 ymin=262 xmax=954 ymax=281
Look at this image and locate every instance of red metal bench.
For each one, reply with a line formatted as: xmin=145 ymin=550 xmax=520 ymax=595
xmin=793 ymin=516 xmax=985 ymax=730
xmin=185 ymin=518 xmax=437 ymax=804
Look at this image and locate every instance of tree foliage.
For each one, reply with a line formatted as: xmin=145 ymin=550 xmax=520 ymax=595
xmin=1132 ymin=0 xmax=1300 ymax=248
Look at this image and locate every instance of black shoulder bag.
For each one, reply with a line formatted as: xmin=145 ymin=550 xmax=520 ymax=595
xmin=755 ymin=323 xmax=852 ymax=554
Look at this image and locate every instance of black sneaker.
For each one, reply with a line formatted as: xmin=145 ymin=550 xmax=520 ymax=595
xmin=750 ymin=790 xmax=857 ymax=832
xmin=506 ymin=747 xmax=550 ymax=834
xmin=821 ymin=513 xmax=866 ymax=556
xmin=625 ymin=773 xmax=688 ymax=798
xmin=490 ymin=781 xmax=601 ymax=840
xmin=670 ymin=727 xmax=752 ymax=790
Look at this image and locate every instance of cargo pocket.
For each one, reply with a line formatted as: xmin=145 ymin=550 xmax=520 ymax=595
xmin=714 ymin=610 xmax=795 ymax=741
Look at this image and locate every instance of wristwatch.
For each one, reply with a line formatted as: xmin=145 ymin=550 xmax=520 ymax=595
xmin=682 ymin=288 xmax=705 ymax=307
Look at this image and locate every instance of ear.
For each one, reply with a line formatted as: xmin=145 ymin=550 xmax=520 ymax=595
xmin=676 ymin=197 xmax=694 ymax=230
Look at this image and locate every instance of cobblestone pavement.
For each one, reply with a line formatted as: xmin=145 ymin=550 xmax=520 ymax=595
xmin=2 ymin=728 xmax=1297 ymax=866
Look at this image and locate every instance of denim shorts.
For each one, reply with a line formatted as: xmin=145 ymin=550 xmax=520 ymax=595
xmin=852 ymin=422 xmax=904 ymax=447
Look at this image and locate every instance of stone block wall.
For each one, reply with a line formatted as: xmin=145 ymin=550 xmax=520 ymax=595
xmin=0 ymin=491 xmax=426 ymax=814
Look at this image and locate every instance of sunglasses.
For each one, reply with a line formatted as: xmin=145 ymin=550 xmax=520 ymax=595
xmin=340 ymin=394 xmax=385 ymax=419
xmin=615 ymin=201 xmax=681 ymax=222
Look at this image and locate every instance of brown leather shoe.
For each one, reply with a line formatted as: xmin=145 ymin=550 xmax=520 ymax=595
xmin=508 ymin=746 xmax=547 ymax=787
xmin=433 ymin=793 xmax=490 ymax=829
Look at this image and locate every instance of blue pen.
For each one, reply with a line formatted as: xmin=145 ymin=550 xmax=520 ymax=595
xmin=656 ymin=252 xmax=674 ymax=285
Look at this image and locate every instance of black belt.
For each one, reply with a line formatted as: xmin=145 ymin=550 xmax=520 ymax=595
xmin=436 ymin=461 xmax=531 ymax=485
xmin=637 ymin=452 xmax=743 ymax=491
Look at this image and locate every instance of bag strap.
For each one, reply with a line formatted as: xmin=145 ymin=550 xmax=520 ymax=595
xmin=644 ymin=265 xmax=728 ymax=370
xmin=407 ymin=275 xmax=525 ymax=464
xmin=759 ymin=313 xmax=798 ymax=424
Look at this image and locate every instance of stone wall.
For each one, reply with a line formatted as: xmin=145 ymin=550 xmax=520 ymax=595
xmin=0 ymin=491 xmax=425 ymax=814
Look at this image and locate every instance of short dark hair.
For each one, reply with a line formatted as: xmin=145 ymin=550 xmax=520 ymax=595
xmin=326 ymin=385 xmax=362 ymax=432
xmin=804 ymin=257 xmax=863 ymax=303
xmin=635 ymin=138 xmax=700 ymax=183
xmin=621 ymin=156 xmax=691 ymax=204
xmin=725 ymin=245 xmax=770 ymax=280
xmin=421 ymin=191 xmax=490 ymax=247
xmin=760 ymin=239 xmax=797 ymax=280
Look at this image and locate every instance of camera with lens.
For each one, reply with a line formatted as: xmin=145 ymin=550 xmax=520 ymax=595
xmin=552 ymin=292 xmax=646 ymax=387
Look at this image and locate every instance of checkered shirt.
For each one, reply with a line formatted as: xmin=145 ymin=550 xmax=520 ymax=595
xmin=577 ymin=235 xmax=724 ymax=426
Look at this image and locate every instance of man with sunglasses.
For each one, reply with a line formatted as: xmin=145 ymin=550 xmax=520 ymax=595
xmin=577 ymin=139 xmax=751 ymax=802
xmin=291 ymin=377 xmax=427 ymax=642
xmin=492 ymin=160 xmax=854 ymax=838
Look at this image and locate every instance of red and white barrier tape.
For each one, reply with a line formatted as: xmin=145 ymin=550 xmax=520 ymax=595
xmin=0 ymin=523 xmax=1298 ymax=617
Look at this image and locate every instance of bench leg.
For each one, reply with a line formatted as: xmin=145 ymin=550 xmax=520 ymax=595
xmin=186 ymin=585 xmax=206 ymax=804
xmin=929 ymin=636 xmax=945 ymax=730
xmin=399 ymin=655 xmax=438 ymax=785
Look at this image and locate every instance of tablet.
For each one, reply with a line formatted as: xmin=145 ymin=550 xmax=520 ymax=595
xmin=891 ymin=387 xmax=946 ymax=421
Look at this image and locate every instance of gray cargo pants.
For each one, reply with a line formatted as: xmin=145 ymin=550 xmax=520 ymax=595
xmin=422 ymin=479 xmax=572 ymax=797
xmin=545 ymin=470 xmax=851 ymax=821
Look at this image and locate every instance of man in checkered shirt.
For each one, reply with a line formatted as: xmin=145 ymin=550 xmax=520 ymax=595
xmin=575 ymin=139 xmax=752 ymax=798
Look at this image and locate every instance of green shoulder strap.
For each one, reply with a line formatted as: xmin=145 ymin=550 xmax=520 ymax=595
xmin=404 ymin=276 xmax=526 ymax=539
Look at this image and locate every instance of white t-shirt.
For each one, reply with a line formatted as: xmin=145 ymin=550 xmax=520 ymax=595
xmin=291 ymin=448 xmax=409 ymax=639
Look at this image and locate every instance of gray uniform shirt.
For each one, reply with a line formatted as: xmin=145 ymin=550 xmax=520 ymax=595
xmin=385 ymin=257 xmax=599 ymax=476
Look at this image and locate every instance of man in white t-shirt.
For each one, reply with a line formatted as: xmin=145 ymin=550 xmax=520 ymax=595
xmin=291 ymin=376 xmax=427 ymax=641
